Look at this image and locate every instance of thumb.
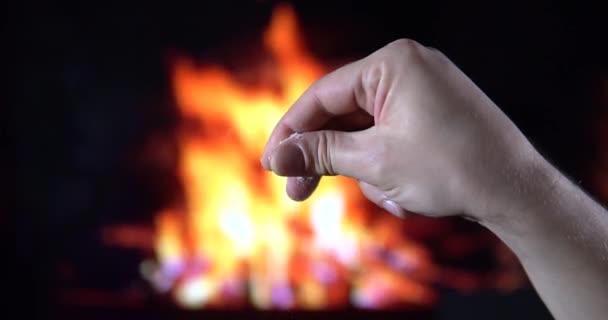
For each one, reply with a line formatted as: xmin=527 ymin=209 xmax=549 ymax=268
xmin=269 ymin=129 xmax=372 ymax=180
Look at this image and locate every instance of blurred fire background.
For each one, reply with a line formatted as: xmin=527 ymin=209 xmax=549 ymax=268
xmin=6 ymin=1 xmax=607 ymax=319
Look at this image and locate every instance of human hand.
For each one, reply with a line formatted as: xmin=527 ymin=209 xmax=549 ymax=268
xmin=261 ymin=39 xmax=546 ymax=224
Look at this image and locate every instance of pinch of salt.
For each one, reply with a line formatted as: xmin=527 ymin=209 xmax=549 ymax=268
xmin=279 ymin=132 xmax=303 ymax=144
xmin=296 ymin=176 xmax=316 ymax=184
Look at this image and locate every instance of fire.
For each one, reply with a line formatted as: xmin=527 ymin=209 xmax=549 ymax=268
xmin=144 ymin=5 xmax=437 ymax=309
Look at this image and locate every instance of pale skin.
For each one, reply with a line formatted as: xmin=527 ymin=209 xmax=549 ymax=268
xmin=261 ymin=39 xmax=608 ymax=319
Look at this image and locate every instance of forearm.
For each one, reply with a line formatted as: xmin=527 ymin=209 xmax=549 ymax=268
xmin=482 ymin=156 xmax=608 ymax=320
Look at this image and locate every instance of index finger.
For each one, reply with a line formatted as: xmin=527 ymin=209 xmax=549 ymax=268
xmin=261 ymin=58 xmax=373 ymax=168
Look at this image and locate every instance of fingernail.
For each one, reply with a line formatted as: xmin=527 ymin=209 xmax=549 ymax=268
xmin=381 ymin=199 xmax=406 ymax=219
xmin=270 ymin=142 xmax=306 ymax=176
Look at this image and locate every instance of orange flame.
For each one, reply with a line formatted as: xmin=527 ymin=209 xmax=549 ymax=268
xmin=145 ymin=5 xmax=437 ymax=309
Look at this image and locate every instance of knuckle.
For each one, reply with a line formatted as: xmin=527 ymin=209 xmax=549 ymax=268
xmin=389 ymin=39 xmax=423 ymax=57
xmin=315 ymin=132 xmax=337 ymax=175
xmin=358 ymin=61 xmax=384 ymax=109
xmin=308 ymin=80 xmax=324 ymax=105
xmin=375 ymin=38 xmax=430 ymax=69
xmin=388 ymin=38 xmax=422 ymax=51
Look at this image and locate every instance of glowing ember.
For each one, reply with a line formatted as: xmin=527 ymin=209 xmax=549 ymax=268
xmin=145 ymin=5 xmax=437 ymax=309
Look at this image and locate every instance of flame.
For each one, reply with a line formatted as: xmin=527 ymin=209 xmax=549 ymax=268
xmin=147 ymin=5 xmax=437 ymax=309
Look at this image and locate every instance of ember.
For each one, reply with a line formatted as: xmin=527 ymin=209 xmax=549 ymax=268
xmin=141 ymin=5 xmax=438 ymax=309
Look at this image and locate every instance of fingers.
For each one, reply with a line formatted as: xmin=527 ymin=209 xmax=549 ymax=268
xmin=268 ymin=129 xmax=375 ymax=182
xmin=268 ymin=127 xmax=375 ymax=202
xmin=285 ymin=176 xmax=321 ymax=201
xmin=359 ymin=181 xmax=407 ymax=219
xmin=261 ymin=59 xmax=373 ymax=169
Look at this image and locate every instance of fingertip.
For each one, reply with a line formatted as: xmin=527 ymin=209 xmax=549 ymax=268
xmin=286 ymin=176 xmax=321 ymax=201
xmin=381 ymin=199 xmax=407 ymax=219
xmin=267 ymin=132 xmax=308 ymax=176
xmin=261 ymin=125 xmax=299 ymax=172
xmin=260 ymin=152 xmax=271 ymax=171
xmin=358 ymin=181 xmax=409 ymax=219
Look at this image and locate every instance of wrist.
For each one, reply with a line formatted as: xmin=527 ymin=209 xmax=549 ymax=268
xmin=470 ymin=146 xmax=562 ymax=235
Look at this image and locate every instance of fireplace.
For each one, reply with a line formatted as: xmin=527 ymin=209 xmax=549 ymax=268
xmin=10 ymin=1 xmax=605 ymax=320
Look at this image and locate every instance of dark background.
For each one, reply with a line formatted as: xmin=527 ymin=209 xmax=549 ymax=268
xmin=6 ymin=1 xmax=607 ymax=319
